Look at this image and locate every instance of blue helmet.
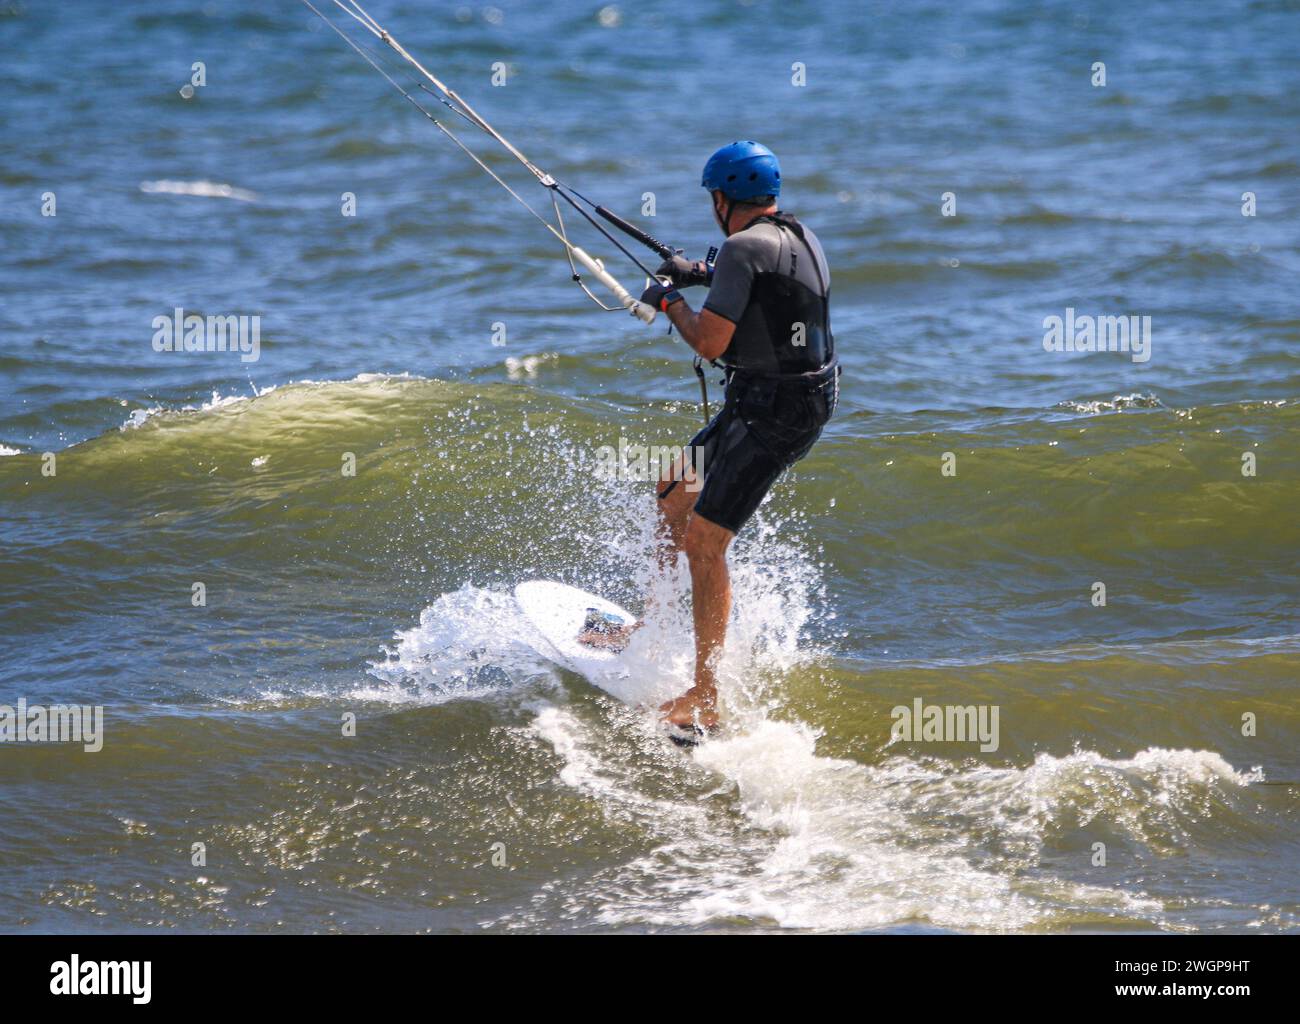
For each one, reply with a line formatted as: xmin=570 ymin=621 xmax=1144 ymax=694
xmin=701 ymin=141 xmax=781 ymax=201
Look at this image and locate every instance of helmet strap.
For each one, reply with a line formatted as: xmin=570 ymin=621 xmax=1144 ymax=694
xmin=714 ymin=194 xmax=738 ymax=235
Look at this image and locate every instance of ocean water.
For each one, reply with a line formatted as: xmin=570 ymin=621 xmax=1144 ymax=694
xmin=1 ymin=0 xmax=1298 ymax=933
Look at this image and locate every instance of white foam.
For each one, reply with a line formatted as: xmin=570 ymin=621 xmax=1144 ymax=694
xmin=139 ymin=179 xmax=257 ymax=202
xmin=504 ymin=353 xmax=557 ymax=379
xmin=1059 ymin=392 xmax=1163 ymax=415
xmin=366 ymin=583 xmax=560 ymax=704
xmin=523 ymin=704 xmax=1255 ymax=932
xmin=119 ymin=389 xmax=250 ymax=431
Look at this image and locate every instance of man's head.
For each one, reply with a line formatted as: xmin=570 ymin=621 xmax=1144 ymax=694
xmin=701 ymin=141 xmax=781 ymax=235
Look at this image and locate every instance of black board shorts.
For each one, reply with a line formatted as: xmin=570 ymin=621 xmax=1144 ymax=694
xmin=660 ymin=366 xmax=838 ymax=535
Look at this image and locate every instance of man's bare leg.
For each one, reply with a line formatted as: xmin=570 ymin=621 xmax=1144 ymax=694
xmin=577 ymin=454 xmax=733 ymax=732
xmin=659 ymin=511 xmax=733 ymax=732
xmin=577 ymin=456 xmax=695 ymax=650
xmin=655 ymin=453 xmax=696 ymax=563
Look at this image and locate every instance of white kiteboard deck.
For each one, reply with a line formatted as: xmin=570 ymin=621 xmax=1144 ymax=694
xmin=514 ymin=580 xmax=709 ymax=746
xmin=514 ymin=579 xmax=700 ymax=731
xmin=514 ymin=580 xmax=637 ymax=690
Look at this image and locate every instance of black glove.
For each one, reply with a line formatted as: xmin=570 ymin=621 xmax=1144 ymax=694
xmin=640 ymin=279 xmax=684 ymax=312
xmin=655 ymin=254 xmax=712 ymax=288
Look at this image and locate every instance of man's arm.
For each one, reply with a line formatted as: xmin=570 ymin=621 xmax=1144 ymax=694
xmin=645 ymin=231 xmax=758 ymax=362
xmin=663 ymin=299 xmax=734 ymax=362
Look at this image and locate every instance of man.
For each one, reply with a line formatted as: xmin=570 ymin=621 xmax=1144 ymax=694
xmin=636 ymin=140 xmax=839 ymax=739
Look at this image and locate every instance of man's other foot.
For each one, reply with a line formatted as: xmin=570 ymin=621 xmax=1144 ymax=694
xmin=576 ymin=609 xmax=638 ymax=652
xmin=662 ymin=722 xmax=711 ymax=748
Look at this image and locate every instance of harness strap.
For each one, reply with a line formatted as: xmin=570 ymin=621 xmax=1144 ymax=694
xmin=752 ymin=212 xmax=833 ymax=356
xmin=693 ymin=356 xmax=710 ymax=423
xmin=725 ymin=359 xmax=839 ymax=389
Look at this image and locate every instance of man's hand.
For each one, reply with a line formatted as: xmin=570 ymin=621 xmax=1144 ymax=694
xmin=655 ymin=254 xmax=712 ymax=288
xmin=640 ymin=279 xmax=684 ymax=312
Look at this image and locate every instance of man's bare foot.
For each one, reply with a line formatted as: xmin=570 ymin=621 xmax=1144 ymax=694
xmin=658 ymin=686 xmax=719 ymax=732
xmin=576 ymin=610 xmax=641 ymax=652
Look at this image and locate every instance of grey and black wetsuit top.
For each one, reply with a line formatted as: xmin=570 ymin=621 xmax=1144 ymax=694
xmin=702 ymin=212 xmax=835 ymax=376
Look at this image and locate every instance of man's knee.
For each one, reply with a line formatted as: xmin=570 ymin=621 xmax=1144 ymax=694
xmin=684 ymin=512 xmax=733 ymax=563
